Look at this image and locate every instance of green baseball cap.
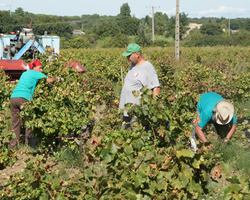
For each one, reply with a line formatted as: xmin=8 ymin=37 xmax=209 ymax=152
xmin=122 ymin=43 xmax=141 ymax=56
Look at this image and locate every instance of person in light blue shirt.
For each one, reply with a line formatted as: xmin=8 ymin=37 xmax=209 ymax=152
xmin=11 ymin=69 xmax=48 ymax=101
xmin=191 ymin=92 xmax=237 ymax=149
xmin=9 ymin=59 xmax=63 ymax=148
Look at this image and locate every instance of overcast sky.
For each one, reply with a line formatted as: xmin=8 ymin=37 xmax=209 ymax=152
xmin=0 ymin=0 xmax=249 ymax=18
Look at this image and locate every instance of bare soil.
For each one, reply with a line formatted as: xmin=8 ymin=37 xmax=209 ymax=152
xmin=0 ymin=151 xmax=31 ymax=185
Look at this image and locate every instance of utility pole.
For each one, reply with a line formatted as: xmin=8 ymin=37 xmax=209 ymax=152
xmin=147 ymin=5 xmax=159 ymax=44
xmin=10 ymin=0 xmax=14 ymax=17
xmin=228 ymin=15 xmax=231 ymax=36
xmin=175 ymin=0 xmax=180 ymax=61
xmin=152 ymin=6 xmax=155 ymax=43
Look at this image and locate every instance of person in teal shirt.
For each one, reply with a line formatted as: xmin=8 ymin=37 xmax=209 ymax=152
xmin=9 ymin=59 xmax=63 ymax=148
xmin=191 ymin=92 xmax=237 ymax=151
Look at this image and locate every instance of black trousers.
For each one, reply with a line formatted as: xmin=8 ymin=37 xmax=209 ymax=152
xmin=121 ymin=116 xmax=136 ymax=130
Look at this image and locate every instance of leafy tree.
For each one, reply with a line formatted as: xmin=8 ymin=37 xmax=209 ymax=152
xmin=154 ymin=12 xmax=169 ymax=35
xmin=179 ymin=12 xmax=189 ymax=38
xmin=220 ymin=18 xmax=247 ymax=30
xmin=35 ymin=15 xmax=58 ymax=24
xmin=216 ymin=17 xmax=226 ymax=23
xmin=183 ymin=28 xmax=203 ymax=47
xmin=232 ymin=30 xmax=250 ymax=46
xmin=61 ymin=35 xmax=90 ymax=49
xmin=33 ymin=22 xmax=73 ymax=37
xmin=81 ymin=14 xmax=101 ymax=30
xmin=86 ymin=34 xmax=100 ymax=44
xmin=93 ymin=22 xmax=122 ymax=37
xmin=81 ymin=14 xmax=118 ymax=34
xmin=165 ymin=16 xmax=175 ymax=38
xmin=143 ymin=15 xmax=151 ymax=26
xmin=119 ymin=3 xmax=131 ymax=18
xmin=14 ymin=7 xmax=24 ymax=17
xmin=200 ymin=23 xmax=223 ymax=35
xmin=0 ymin=11 xmax=13 ymax=33
xmin=102 ymin=33 xmax=129 ymax=48
xmin=229 ymin=19 xmax=245 ymax=30
xmin=135 ymin=22 xmax=152 ymax=46
xmin=243 ymin=19 xmax=250 ymax=31
xmin=32 ymin=15 xmax=59 ymax=35
xmin=117 ymin=17 xmax=140 ymax=35
xmin=165 ymin=12 xmax=189 ymax=39
xmin=52 ymin=23 xmax=74 ymax=37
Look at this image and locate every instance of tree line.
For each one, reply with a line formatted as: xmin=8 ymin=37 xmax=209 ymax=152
xmin=0 ymin=3 xmax=249 ymax=48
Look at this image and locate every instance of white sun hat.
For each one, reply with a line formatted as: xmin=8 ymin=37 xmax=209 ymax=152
xmin=215 ymin=100 xmax=234 ymax=125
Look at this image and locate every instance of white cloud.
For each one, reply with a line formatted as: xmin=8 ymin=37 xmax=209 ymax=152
xmin=162 ymin=8 xmax=176 ymax=17
xmin=198 ymin=6 xmax=249 ymax=16
xmin=161 ymin=6 xmax=249 ymax=18
xmin=0 ymin=3 xmax=9 ymax=7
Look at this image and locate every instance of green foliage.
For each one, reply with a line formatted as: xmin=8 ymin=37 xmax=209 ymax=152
xmin=0 ymin=11 xmax=14 ymax=33
xmin=14 ymin=7 xmax=25 ymax=17
xmin=135 ymin=22 xmax=152 ymax=46
xmin=0 ymin=131 xmax=17 ymax=170
xmin=165 ymin=12 xmax=189 ymax=39
xmin=191 ymin=17 xmax=248 ymax=31
xmin=85 ymin=120 xmax=218 ymax=199
xmin=21 ymin=57 xmax=95 ymax=147
xmin=243 ymin=19 xmax=250 ymax=31
xmin=228 ymin=19 xmax=245 ymax=30
xmin=0 ymin=70 xmax=11 ymax=107
xmin=61 ymin=35 xmax=91 ymax=49
xmin=33 ymin=22 xmax=74 ymax=37
xmin=232 ymin=30 xmax=250 ymax=46
xmin=223 ymin=175 xmax=250 ymax=199
xmin=200 ymin=23 xmax=223 ymax=35
xmin=184 ymin=29 xmax=250 ymax=47
xmin=85 ymin=34 xmax=100 ymax=44
xmin=0 ymin=7 xmax=249 ymax=48
xmin=92 ymin=22 xmax=122 ymax=38
xmin=54 ymin=147 xmax=85 ymax=168
xmin=117 ymin=17 xmax=140 ymax=35
xmin=0 ymin=47 xmax=249 ymax=199
xmin=81 ymin=14 xmax=117 ymax=32
xmin=153 ymin=35 xmax=174 ymax=47
xmin=119 ymin=3 xmax=131 ymax=18
xmin=1 ymin=155 xmax=86 ymax=199
xmin=102 ymin=34 xmax=129 ymax=48
xmin=216 ymin=142 xmax=250 ymax=174
xmin=0 ymin=70 xmax=17 ymax=169
xmin=154 ymin=12 xmax=169 ymax=35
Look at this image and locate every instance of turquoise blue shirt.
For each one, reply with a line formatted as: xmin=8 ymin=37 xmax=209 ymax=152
xmin=197 ymin=92 xmax=237 ymax=128
xmin=10 ymin=70 xmax=48 ymax=101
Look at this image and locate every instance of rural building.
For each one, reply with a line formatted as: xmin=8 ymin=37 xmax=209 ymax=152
xmin=72 ymin=30 xmax=85 ymax=35
xmin=223 ymin=29 xmax=240 ymax=34
xmin=185 ymin=23 xmax=203 ymax=36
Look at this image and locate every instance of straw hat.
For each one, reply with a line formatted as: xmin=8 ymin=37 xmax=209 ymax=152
xmin=214 ymin=100 xmax=234 ymax=125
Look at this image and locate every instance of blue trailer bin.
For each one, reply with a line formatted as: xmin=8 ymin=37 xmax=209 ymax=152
xmin=41 ymin=36 xmax=60 ymax=55
xmin=0 ymin=36 xmax=11 ymax=59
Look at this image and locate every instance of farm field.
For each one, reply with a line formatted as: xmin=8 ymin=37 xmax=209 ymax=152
xmin=0 ymin=46 xmax=249 ymax=199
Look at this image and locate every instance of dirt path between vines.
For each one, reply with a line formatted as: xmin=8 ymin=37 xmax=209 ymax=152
xmin=0 ymin=151 xmax=35 ymax=185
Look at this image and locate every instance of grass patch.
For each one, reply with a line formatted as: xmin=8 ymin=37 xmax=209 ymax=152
xmin=54 ymin=146 xmax=85 ymax=168
xmin=214 ymin=142 xmax=250 ymax=174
